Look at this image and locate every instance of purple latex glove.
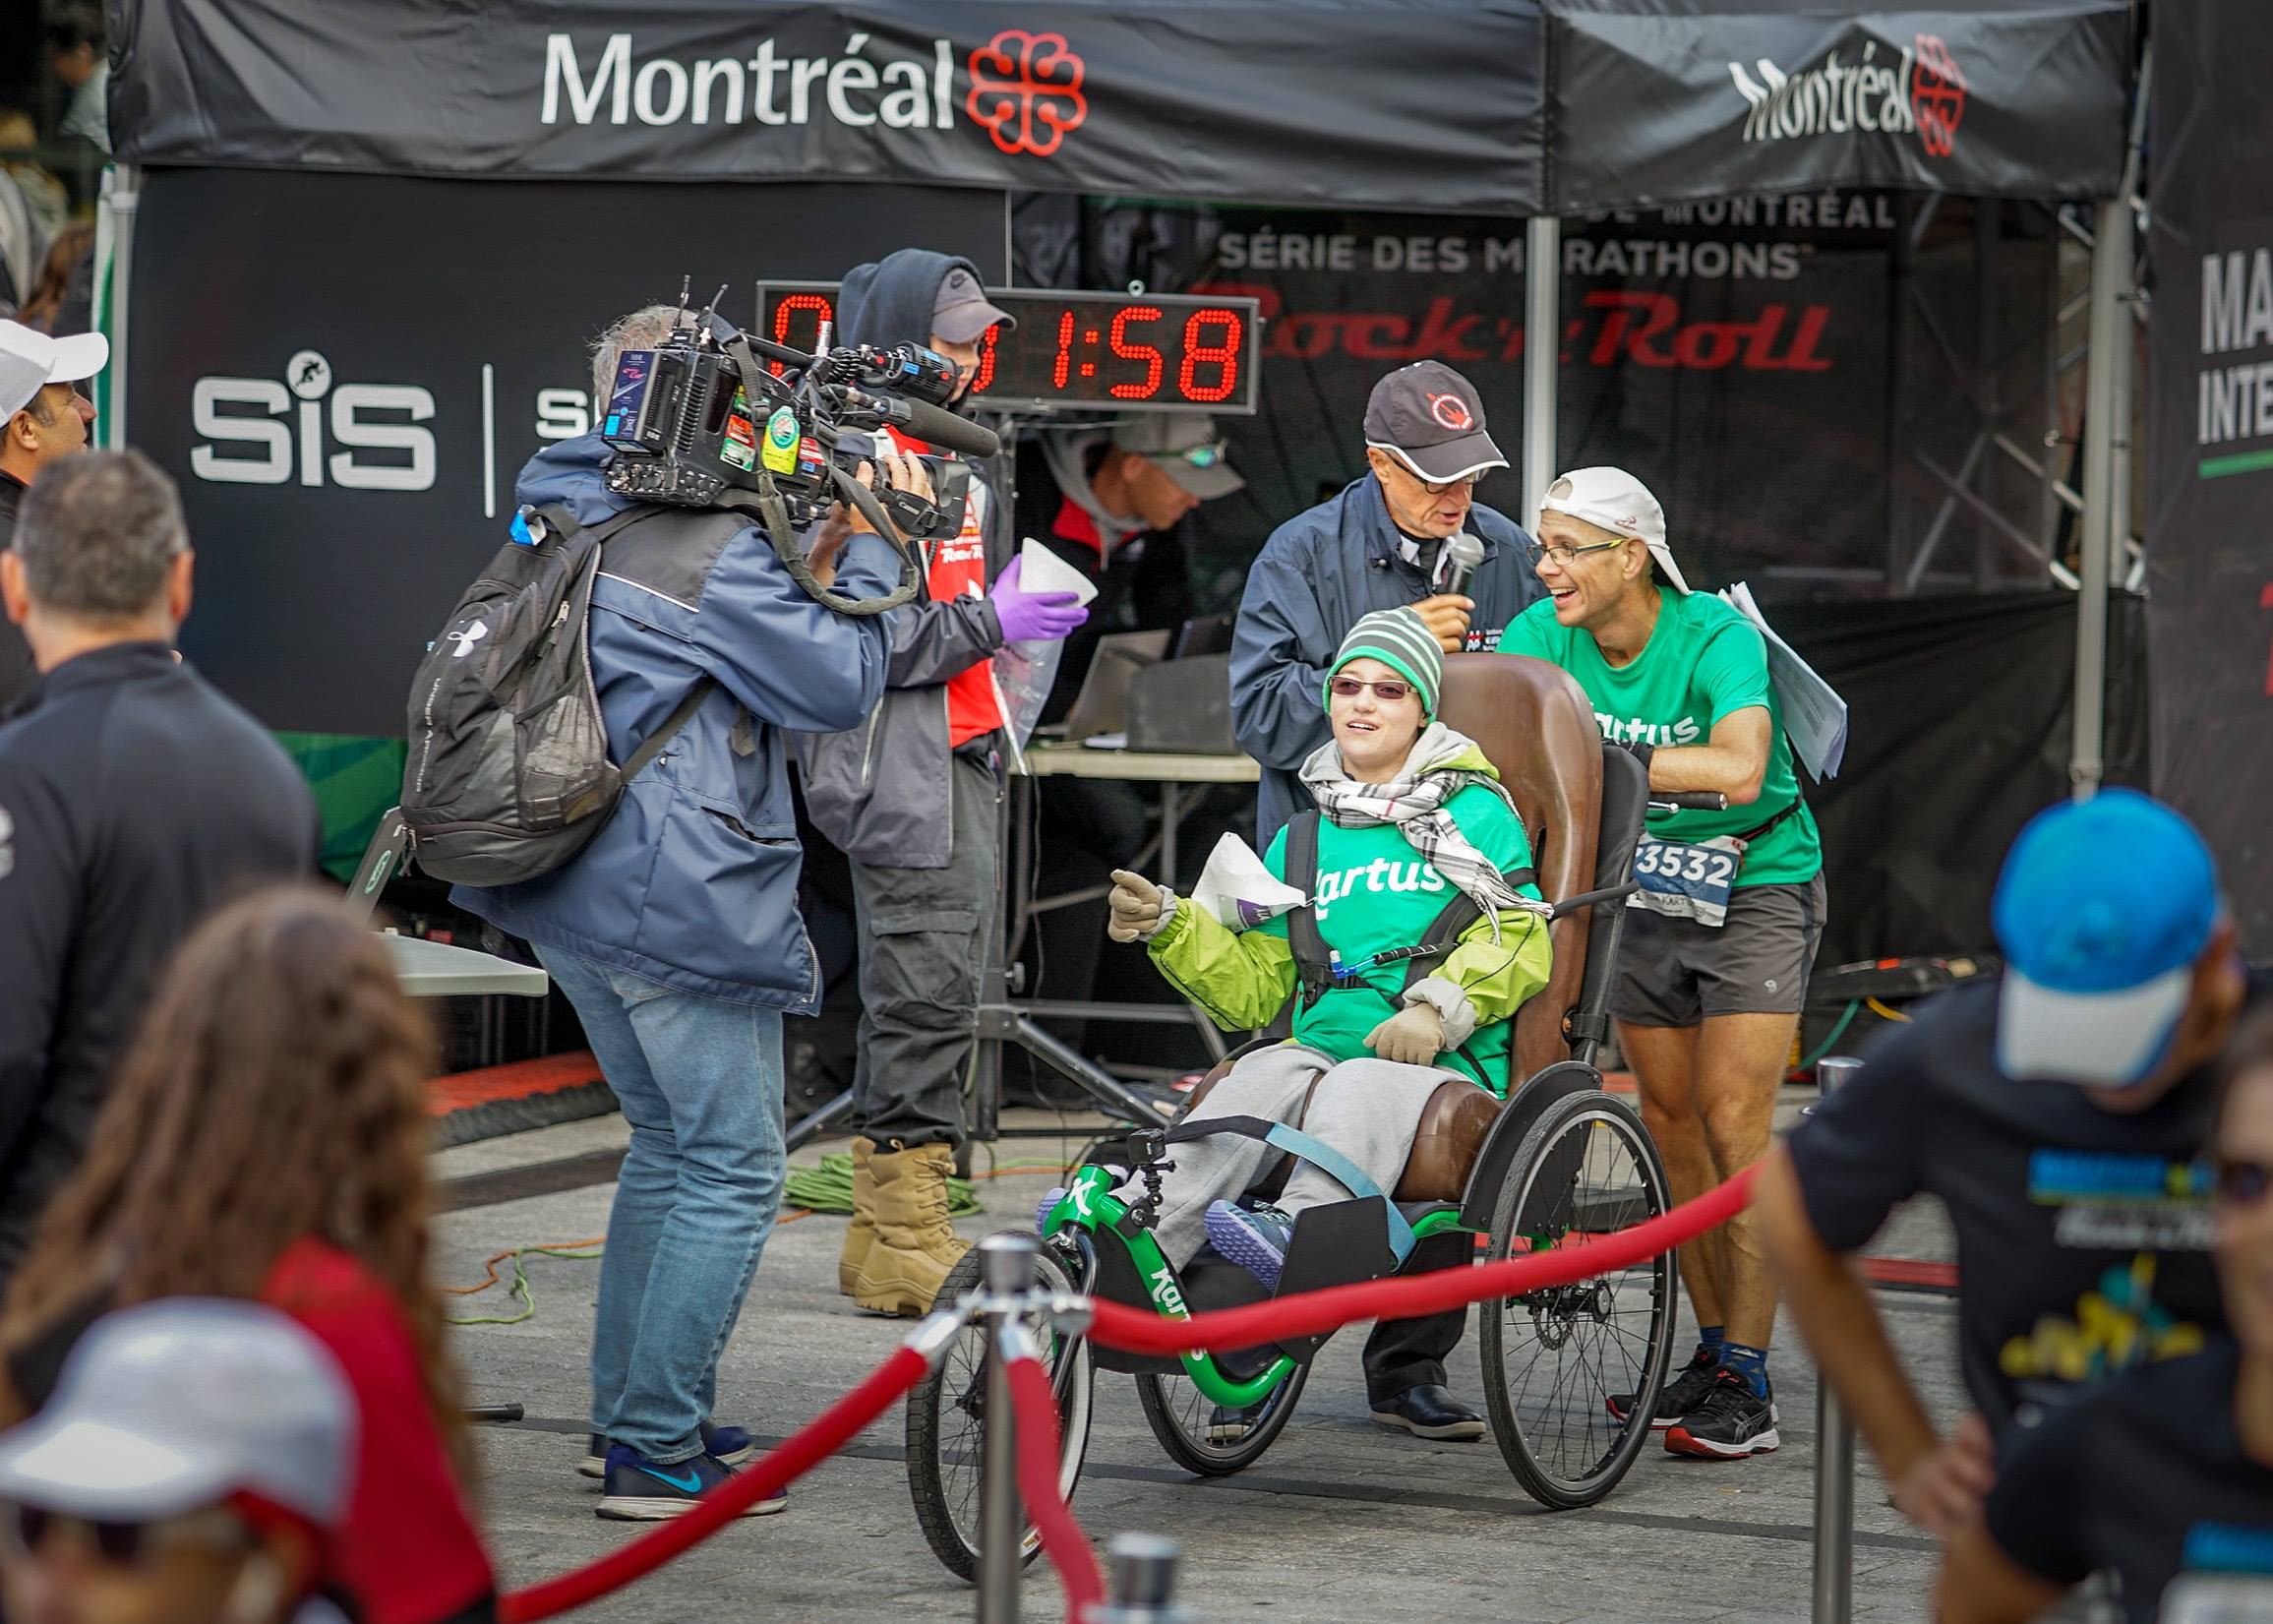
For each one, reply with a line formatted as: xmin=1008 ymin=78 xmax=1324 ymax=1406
xmin=988 ymin=554 xmax=1089 ymax=644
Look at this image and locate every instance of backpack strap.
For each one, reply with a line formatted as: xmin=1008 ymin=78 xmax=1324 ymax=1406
xmin=530 ymin=501 xmax=720 ymax=784
xmin=1282 ymin=812 xmax=1336 ymax=1010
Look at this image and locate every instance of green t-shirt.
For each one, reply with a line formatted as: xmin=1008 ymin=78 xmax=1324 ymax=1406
xmin=1259 ymin=784 xmax=1543 ymax=1093
xmin=1501 ymin=592 xmax=1823 ymax=885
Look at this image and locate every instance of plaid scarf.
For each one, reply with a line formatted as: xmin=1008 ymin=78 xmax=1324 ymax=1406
xmin=1299 ymin=723 xmax=1549 ymax=938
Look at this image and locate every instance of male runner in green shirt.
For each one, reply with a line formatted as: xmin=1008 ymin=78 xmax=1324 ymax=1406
xmin=1501 ymin=466 xmax=1824 ymax=1460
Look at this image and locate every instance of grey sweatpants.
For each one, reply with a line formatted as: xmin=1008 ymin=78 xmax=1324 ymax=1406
xmin=1115 ymin=1044 xmax=1458 ymax=1268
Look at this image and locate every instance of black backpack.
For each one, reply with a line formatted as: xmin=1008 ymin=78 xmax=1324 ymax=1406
xmin=399 ymin=502 xmax=712 ymax=887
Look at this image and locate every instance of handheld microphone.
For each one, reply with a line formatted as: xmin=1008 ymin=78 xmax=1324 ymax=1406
xmin=860 ymin=391 xmax=1003 ymax=460
xmin=1443 ymin=530 xmax=1487 ymax=598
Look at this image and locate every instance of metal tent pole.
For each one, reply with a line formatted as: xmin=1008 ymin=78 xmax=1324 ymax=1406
xmin=1523 ymin=215 xmax=1562 ymax=526
xmin=93 ymin=162 xmax=139 ymax=450
xmin=2071 ymin=43 xmax=2150 ymax=800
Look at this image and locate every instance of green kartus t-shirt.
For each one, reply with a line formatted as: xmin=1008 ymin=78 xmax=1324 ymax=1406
xmin=1502 ymin=591 xmax=1823 ymax=886
xmin=1258 ymin=785 xmax=1544 ymax=1093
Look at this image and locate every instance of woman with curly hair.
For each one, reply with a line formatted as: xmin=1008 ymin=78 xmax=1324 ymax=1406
xmin=0 ymin=884 xmax=497 ymax=1624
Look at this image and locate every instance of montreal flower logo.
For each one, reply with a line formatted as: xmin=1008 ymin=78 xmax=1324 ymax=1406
xmin=1910 ymin=33 xmax=1966 ymax=157
xmin=966 ymin=30 xmax=1088 ymax=157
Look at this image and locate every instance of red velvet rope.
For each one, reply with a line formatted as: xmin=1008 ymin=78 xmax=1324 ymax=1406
xmin=1087 ymin=1164 xmax=1759 ymax=1356
xmin=1004 ymin=1349 xmax=1107 ymax=1623
xmin=500 ymin=1345 xmax=932 ymax=1622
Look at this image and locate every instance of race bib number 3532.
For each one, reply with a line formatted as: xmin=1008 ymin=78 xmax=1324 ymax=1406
xmin=1629 ymin=834 xmax=1743 ymax=927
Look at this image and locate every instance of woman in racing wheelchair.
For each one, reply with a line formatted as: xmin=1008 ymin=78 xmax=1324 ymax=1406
xmin=1103 ymin=606 xmax=1552 ymax=1290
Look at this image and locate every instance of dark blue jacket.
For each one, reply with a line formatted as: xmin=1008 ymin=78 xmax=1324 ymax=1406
xmin=1229 ymin=477 xmax=1544 ymax=844
xmin=454 ymin=435 xmax=896 ymax=1009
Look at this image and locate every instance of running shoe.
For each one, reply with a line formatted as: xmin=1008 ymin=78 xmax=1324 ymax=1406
xmin=596 ymin=1445 xmax=786 ymax=1520
xmin=1663 ymin=1370 xmax=1781 ymax=1460
xmin=1207 ymin=1404 xmax=1262 ymax=1444
xmin=1204 ymin=1200 xmax=1295 ymax=1291
xmin=581 ymin=1420 xmax=758 ymax=1479
xmin=1607 ymin=1343 xmax=1721 ymax=1431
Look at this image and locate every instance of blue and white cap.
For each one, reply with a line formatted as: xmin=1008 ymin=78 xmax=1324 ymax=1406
xmin=1994 ymin=790 xmax=2221 ymax=1088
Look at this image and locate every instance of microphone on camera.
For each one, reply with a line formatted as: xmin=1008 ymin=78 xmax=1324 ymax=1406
xmin=1443 ymin=530 xmax=1486 ymax=598
xmin=857 ymin=391 xmax=1002 ymax=460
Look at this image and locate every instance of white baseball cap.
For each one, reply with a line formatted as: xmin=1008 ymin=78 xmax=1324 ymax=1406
xmin=0 ymin=321 xmax=108 ymax=421
xmin=1539 ymin=466 xmax=1687 ymax=594
xmin=0 ymin=1299 xmax=355 ymax=1527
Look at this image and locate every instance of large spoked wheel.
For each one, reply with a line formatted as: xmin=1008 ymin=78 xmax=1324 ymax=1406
xmin=906 ymin=1238 xmax=1095 ymax=1582
xmin=1136 ymin=1358 xmax=1309 ymax=1477
xmin=1478 ymin=1090 xmax=1674 ymax=1509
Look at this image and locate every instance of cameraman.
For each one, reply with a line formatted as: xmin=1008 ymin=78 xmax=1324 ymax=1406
xmin=451 ymin=303 xmax=905 ymax=1519
xmin=802 ymin=250 xmax=1089 ymax=1318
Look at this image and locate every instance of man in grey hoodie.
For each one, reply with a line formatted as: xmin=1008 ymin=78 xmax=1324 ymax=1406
xmin=802 ymin=249 xmax=1090 ymax=1314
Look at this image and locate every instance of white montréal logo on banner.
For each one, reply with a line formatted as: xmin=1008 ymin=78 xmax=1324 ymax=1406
xmin=191 ymin=349 xmax=437 ymax=491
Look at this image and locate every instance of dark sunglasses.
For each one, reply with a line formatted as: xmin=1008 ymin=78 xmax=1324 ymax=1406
xmin=1 ymin=1504 xmax=247 ymax=1566
xmin=2217 ymin=1157 xmax=2273 ymax=1208
xmin=1329 ymin=676 xmax=1414 ymax=703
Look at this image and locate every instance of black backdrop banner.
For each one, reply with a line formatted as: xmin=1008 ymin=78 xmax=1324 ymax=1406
xmin=1790 ymin=591 xmax=2149 ymax=972
xmin=1056 ymin=192 xmax=1922 ymax=596
xmin=2146 ymin=3 xmax=2273 ymax=958
xmin=130 ymin=167 xmax=1007 ymax=735
xmin=110 ymin=0 xmax=1546 ymax=212
xmin=1548 ymin=1 xmax=2132 ymax=210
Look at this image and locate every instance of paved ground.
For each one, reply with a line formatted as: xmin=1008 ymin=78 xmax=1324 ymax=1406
xmin=434 ymin=1091 xmax=1965 ymax=1624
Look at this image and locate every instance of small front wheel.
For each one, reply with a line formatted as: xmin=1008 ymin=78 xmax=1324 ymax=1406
xmin=905 ymin=1238 xmax=1094 ymax=1582
xmin=1478 ymin=1090 xmax=1673 ymax=1509
xmin=1135 ymin=1359 xmax=1308 ymax=1477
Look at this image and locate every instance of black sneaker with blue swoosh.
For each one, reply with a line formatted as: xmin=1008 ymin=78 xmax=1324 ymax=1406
xmin=582 ymin=1421 xmax=758 ymax=1480
xmin=597 ymin=1444 xmax=786 ymax=1521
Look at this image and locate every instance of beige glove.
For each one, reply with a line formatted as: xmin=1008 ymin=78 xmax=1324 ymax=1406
xmin=1107 ymin=870 xmax=1174 ymax=942
xmin=1364 ymin=1002 xmax=1446 ymax=1066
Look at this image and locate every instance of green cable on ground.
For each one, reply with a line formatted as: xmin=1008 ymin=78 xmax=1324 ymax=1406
xmin=448 ymin=1243 xmax=606 ymax=1327
xmin=1797 ymin=1000 xmax=1862 ymax=1072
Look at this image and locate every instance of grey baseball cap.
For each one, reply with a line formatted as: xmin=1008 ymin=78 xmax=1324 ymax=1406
xmin=1111 ymin=413 xmax=1245 ymax=500
xmin=1362 ymin=360 xmax=1506 ymax=484
xmin=931 ymin=267 xmax=1017 ymax=344
xmin=0 ymin=321 xmax=106 ymax=420
xmin=0 ymin=1299 xmax=355 ymax=1526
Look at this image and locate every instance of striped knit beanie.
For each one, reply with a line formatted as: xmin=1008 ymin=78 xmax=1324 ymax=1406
xmin=1324 ymin=606 xmax=1443 ymax=719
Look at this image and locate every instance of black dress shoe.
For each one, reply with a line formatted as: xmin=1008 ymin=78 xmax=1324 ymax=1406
xmin=1369 ymin=1384 xmax=1485 ymax=1441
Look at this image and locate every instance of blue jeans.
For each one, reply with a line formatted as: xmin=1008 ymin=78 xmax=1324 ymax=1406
xmin=538 ymin=946 xmax=786 ymax=1466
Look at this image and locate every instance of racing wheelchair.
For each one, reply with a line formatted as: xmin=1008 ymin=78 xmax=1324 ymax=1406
xmin=907 ymin=654 xmax=1684 ymax=1580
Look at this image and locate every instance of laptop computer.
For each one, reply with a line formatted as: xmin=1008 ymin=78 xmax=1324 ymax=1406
xmin=1058 ymin=630 xmax=1173 ymax=742
xmin=1172 ymin=613 xmax=1235 ymax=659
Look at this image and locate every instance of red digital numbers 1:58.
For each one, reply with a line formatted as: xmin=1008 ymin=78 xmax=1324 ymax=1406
xmin=756 ymin=281 xmax=1261 ymax=415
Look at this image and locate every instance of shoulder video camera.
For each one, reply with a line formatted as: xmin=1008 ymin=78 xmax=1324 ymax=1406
xmin=597 ymin=281 xmax=999 ymax=616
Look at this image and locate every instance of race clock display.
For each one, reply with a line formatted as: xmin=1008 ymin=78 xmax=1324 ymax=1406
xmin=755 ymin=282 xmax=1262 ymax=415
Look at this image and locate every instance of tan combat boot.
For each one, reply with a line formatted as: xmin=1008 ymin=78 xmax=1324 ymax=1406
xmin=855 ymin=1141 xmax=969 ymax=1316
xmin=837 ymin=1135 xmax=879 ymax=1296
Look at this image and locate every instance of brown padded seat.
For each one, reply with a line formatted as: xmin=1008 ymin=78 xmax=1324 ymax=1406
xmin=1186 ymin=654 xmax=1607 ymax=1204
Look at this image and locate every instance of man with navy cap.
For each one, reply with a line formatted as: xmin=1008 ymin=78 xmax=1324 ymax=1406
xmin=1230 ymin=360 xmax=1542 ymax=849
xmin=1757 ymin=790 xmax=2263 ymax=1537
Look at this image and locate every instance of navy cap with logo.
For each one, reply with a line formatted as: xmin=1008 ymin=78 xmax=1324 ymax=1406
xmin=1362 ymin=361 xmax=1507 ymax=484
xmin=931 ymin=268 xmax=1017 ymax=345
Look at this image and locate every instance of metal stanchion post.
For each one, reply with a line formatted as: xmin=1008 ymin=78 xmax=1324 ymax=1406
xmin=1096 ymin=1533 xmax=1193 ymax=1623
xmin=1811 ymin=1055 xmax=1862 ymax=1624
xmin=977 ymin=1233 xmax=1038 ymax=1624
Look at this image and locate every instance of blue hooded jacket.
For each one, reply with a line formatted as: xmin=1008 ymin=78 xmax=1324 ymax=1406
xmin=1229 ymin=477 xmax=1544 ymax=845
xmin=453 ymin=435 xmax=896 ymax=1008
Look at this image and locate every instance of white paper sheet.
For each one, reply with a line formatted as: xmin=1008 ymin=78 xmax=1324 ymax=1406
xmin=1721 ymin=581 xmax=1849 ymax=780
xmin=1019 ymin=536 xmax=1101 ymax=607
xmin=1190 ymin=832 xmax=1309 ymax=930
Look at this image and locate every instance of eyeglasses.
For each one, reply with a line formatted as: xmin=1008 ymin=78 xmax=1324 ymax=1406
xmin=1329 ymin=676 xmax=1414 ymax=703
xmin=1378 ymin=458 xmax=1481 ymax=498
xmin=2216 ymin=1156 xmax=2273 ymax=1209
xmin=1 ymin=1503 xmax=251 ymax=1567
xmin=1524 ymin=537 xmax=1629 ymax=570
